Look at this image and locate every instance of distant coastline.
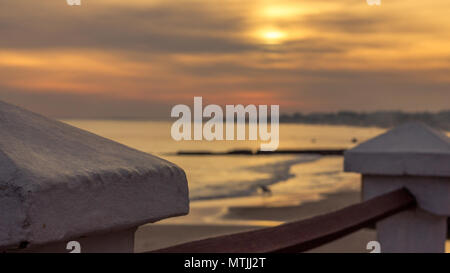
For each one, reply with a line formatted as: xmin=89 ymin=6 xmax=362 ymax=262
xmin=280 ymin=111 xmax=450 ymax=131
xmin=60 ymin=110 xmax=450 ymax=131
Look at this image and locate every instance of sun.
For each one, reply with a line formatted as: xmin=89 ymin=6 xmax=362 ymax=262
xmin=262 ymin=30 xmax=286 ymax=44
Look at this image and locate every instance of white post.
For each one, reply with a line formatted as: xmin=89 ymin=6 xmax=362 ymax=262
xmin=0 ymin=101 xmax=189 ymax=253
xmin=345 ymin=122 xmax=450 ymax=253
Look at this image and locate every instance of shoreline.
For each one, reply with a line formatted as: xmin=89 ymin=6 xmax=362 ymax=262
xmin=188 ymin=154 xmax=321 ymax=201
xmin=135 ymin=156 xmax=368 ymax=252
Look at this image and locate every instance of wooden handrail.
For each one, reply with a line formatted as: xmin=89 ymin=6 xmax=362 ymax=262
xmin=150 ymin=188 xmax=416 ymax=253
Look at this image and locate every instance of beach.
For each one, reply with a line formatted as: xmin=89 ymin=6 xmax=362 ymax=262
xmin=134 ymin=155 xmax=373 ymax=253
xmin=135 ymin=189 xmax=377 ymax=253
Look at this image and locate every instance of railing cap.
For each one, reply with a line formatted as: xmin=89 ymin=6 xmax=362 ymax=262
xmin=0 ymin=101 xmax=189 ymax=250
xmin=344 ymin=122 xmax=450 ymax=177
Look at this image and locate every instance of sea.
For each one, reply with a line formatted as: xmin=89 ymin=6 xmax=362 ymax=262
xmin=62 ymin=120 xmax=389 ymax=203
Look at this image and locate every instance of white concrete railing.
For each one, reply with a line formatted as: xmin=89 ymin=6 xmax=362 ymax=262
xmin=0 ymin=101 xmax=189 ymax=253
xmin=345 ymin=122 xmax=450 ymax=253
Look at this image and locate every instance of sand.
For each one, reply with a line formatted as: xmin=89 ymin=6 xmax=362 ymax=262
xmin=135 ymin=190 xmax=378 ymax=253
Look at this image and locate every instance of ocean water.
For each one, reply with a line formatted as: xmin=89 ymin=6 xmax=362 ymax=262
xmin=63 ymin=120 xmax=387 ymax=202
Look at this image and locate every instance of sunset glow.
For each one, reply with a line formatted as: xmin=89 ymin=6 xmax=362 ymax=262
xmin=1 ymin=0 xmax=450 ymax=118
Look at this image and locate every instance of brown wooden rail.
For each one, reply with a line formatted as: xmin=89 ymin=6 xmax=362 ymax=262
xmin=150 ymin=188 xmax=416 ymax=253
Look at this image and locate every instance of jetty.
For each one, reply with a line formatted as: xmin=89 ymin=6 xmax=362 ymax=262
xmin=176 ymin=149 xmax=346 ymax=156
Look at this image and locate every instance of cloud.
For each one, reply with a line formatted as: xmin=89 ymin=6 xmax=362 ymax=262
xmin=0 ymin=1 xmax=258 ymax=54
xmin=300 ymin=9 xmax=436 ymax=35
xmin=0 ymin=86 xmax=172 ymax=119
xmin=1 ymin=0 xmax=449 ymax=118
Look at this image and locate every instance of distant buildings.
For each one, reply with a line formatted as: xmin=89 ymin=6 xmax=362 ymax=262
xmin=279 ymin=111 xmax=450 ymax=130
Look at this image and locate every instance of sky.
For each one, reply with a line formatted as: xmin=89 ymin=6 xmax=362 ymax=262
xmin=0 ymin=0 xmax=449 ymax=118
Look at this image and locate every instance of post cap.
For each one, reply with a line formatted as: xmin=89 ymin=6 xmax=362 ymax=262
xmin=344 ymin=122 xmax=450 ymax=177
xmin=0 ymin=101 xmax=189 ymax=250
